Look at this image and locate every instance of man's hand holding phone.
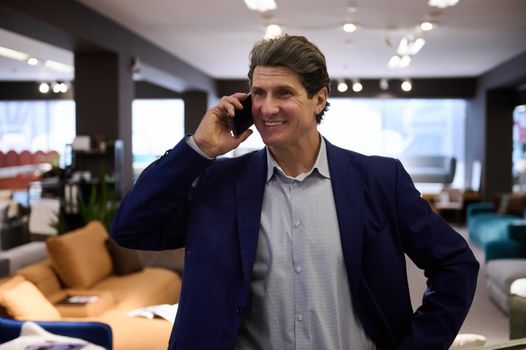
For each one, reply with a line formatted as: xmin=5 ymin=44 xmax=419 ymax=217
xmin=193 ymin=92 xmax=253 ymax=158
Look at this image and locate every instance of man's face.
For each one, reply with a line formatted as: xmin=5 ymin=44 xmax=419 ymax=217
xmin=250 ymin=66 xmax=327 ymax=151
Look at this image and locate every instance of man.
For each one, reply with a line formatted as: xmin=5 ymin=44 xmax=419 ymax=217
xmin=111 ymin=35 xmax=479 ymax=350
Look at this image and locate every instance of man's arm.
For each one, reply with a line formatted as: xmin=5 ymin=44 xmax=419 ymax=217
xmin=110 ymin=138 xmax=213 ymax=250
xmin=110 ymin=93 xmax=253 ymax=251
xmin=394 ymin=159 xmax=479 ymax=349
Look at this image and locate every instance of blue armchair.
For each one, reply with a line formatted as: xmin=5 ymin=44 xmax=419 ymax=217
xmin=485 ymin=222 xmax=526 ymax=262
xmin=0 ymin=316 xmax=113 ymax=349
xmin=467 ymin=199 xmax=526 ymax=262
xmin=467 ymin=201 xmax=526 ymax=245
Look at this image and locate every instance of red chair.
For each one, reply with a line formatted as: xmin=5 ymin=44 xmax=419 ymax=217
xmin=34 ymin=150 xmax=47 ymax=163
xmin=18 ymin=150 xmax=34 ymax=165
xmin=4 ymin=151 xmax=19 ymax=167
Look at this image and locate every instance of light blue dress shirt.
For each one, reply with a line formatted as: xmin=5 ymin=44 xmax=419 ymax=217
xmin=188 ymin=136 xmax=376 ymax=350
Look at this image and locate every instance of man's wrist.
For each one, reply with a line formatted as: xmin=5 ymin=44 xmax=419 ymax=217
xmin=186 ymin=136 xmax=216 ymax=160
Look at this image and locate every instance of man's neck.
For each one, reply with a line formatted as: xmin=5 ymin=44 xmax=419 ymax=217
xmin=268 ymin=134 xmax=321 ymax=178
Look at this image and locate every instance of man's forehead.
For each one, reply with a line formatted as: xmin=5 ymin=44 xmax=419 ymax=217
xmin=251 ymin=66 xmax=302 ymax=88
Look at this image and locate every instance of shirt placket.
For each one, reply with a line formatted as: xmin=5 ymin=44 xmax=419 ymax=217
xmin=290 ymin=178 xmax=309 ymax=349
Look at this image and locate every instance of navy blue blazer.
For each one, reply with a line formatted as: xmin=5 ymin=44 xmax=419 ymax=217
xmin=111 ymin=137 xmax=479 ymax=350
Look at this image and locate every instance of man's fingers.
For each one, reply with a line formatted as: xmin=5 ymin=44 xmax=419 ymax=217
xmin=219 ymin=93 xmax=248 ymax=117
xmin=236 ymin=129 xmax=254 ymax=144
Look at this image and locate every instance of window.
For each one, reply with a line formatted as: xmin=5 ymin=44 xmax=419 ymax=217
xmin=512 ymin=104 xmax=526 ymax=191
xmin=0 ymin=100 xmax=75 ymax=166
xmin=234 ymin=98 xmax=466 ymax=191
xmin=132 ymin=99 xmax=185 ymax=179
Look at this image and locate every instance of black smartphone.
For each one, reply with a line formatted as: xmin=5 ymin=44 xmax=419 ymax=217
xmin=228 ymin=94 xmax=253 ymax=137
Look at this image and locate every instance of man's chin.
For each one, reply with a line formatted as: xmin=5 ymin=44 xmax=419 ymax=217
xmin=261 ymin=136 xmax=282 ymax=148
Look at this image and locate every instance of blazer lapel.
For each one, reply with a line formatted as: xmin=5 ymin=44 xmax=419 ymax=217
xmin=326 ymin=140 xmax=365 ymax=296
xmin=235 ymin=149 xmax=267 ymax=281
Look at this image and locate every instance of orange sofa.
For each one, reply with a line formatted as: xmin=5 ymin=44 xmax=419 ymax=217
xmin=0 ymin=221 xmax=181 ymax=350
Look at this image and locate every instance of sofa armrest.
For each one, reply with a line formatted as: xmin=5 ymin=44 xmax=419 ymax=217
xmin=0 ymin=316 xmax=113 ymax=349
xmin=509 ymin=222 xmax=526 ymax=244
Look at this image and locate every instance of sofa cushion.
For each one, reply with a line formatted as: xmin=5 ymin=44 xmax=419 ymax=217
xmin=0 ymin=276 xmax=61 ymax=320
xmin=105 ymin=238 xmax=144 ymax=275
xmin=486 ymin=259 xmax=526 ymax=314
xmin=93 ymin=308 xmax=173 ymax=350
xmin=46 ymin=221 xmax=113 ymax=289
xmin=16 ymin=260 xmax=62 ymax=298
xmin=90 ymin=267 xmax=181 ymax=309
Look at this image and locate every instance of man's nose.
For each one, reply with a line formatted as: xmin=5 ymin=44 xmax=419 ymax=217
xmin=260 ymin=96 xmax=279 ymax=116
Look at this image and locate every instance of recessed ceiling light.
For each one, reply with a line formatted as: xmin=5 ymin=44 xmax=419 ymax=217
xmin=352 ymin=80 xmax=363 ymax=92
xmin=27 ymin=57 xmax=39 ymax=66
xmin=337 ymin=80 xmax=348 ymax=92
xmin=401 ymin=79 xmax=412 ymax=92
xmin=264 ymin=24 xmax=282 ymax=39
xmin=39 ymin=82 xmax=50 ymax=94
xmin=244 ymin=0 xmax=277 ymax=12
xmin=421 ymin=21 xmax=434 ymax=31
xmin=343 ymin=23 xmax=357 ymax=33
xmin=58 ymin=82 xmax=68 ymax=93
xmin=428 ymin=0 xmax=460 ymax=8
xmin=52 ymin=82 xmax=61 ymax=93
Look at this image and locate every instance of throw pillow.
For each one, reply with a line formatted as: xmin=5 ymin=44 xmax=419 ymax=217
xmin=0 ymin=275 xmax=25 ymax=317
xmin=0 ymin=279 xmax=61 ymax=321
xmin=449 ymin=333 xmax=486 ymax=349
xmin=105 ymin=238 xmax=144 ymax=275
xmin=505 ymin=193 xmax=526 ymax=217
xmin=46 ymin=221 xmax=113 ymax=289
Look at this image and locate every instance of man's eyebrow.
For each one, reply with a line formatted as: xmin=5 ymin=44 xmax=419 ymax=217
xmin=251 ymin=84 xmax=297 ymax=91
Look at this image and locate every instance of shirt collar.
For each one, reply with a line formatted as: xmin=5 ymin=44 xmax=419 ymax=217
xmin=265 ymin=134 xmax=331 ymax=182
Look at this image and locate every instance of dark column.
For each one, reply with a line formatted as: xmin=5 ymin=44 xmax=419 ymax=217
xmin=74 ymin=51 xmax=133 ymax=195
xmin=183 ymin=91 xmax=208 ymax=134
xmin=483 ymin=88 xmax=515 ymax=200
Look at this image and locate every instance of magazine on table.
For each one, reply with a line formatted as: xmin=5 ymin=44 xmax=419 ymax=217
xmin=57 ymin=295 xmax=99 ymax=305
xmin=127 ymin=303 xmax=179 ymax=323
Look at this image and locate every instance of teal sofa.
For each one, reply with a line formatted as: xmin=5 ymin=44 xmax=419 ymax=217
xmin=467 ymin=201 xmax=526 ymax=262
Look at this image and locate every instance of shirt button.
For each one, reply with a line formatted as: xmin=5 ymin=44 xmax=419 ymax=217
xmin=296 ymin=266 xmax=302 ymax=273
xmin=292 ymin=181 xmax=299 ymax=188
xmin=294 ymin=221 xmax=301 ymax=228
xmin=297 ymin=314 xmax=304 ymax=321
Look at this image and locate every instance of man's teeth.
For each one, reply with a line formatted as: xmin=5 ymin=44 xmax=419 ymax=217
xmin=264 ymin=121 xmax=284 ymax=126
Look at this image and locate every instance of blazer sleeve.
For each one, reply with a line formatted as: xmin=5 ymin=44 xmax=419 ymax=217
xmin=393 ymin=159 xmax=479 ymax=350
xmin=110 ymin=137 xmax=214 ymax=250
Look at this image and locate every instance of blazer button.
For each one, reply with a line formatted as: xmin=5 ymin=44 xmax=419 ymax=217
xmin=235 ymin=306 xmax=245 ymax=315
